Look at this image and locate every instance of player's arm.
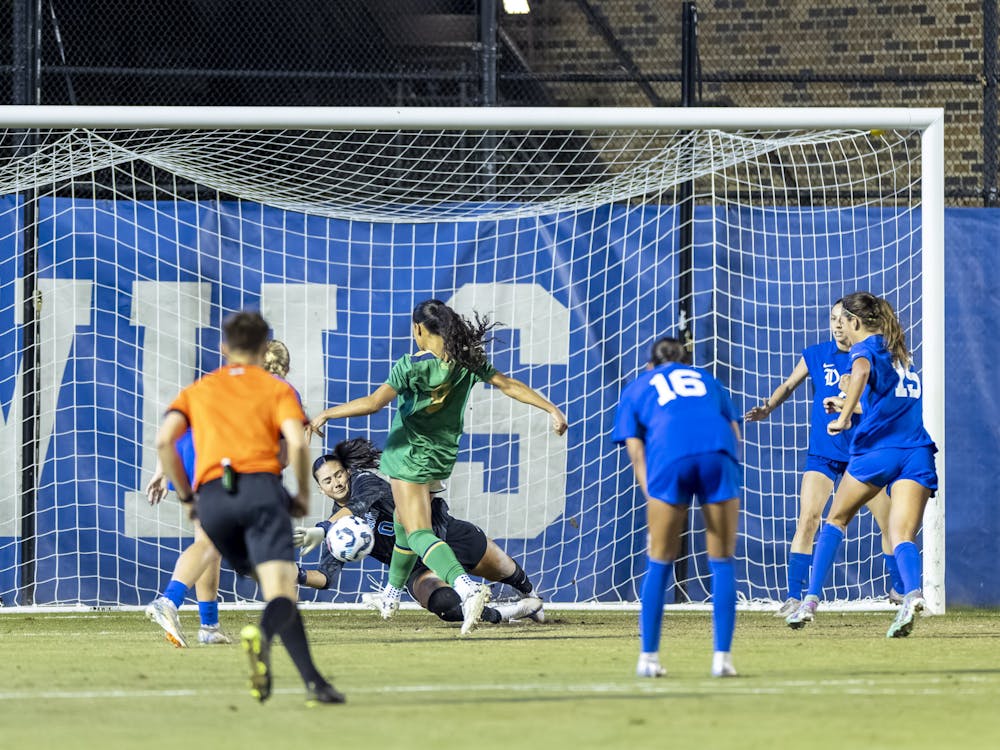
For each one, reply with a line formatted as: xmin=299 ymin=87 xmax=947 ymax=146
xmin=744 ymin=357 xmax=809 ymax=421
xmin=145 ymin=458 xmax=169 ymax=505
xmin=623 ymin=437 xmax=649 ymax=499
xmin=306 ymin=383 xmax=398 ymax=439
xmin=828 ymin=357 xmax=870 ymax=435
xmin=487 ymin=372 xmax=568 ymax=435
xmin=280 ymin=416 xmax=311 ymax=518
xmin=155 ymin=411 xmax=194 ymax=514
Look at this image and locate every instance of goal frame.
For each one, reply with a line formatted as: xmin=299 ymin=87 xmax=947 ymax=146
xmin=0 ymin=105 xmax=945 ymax=614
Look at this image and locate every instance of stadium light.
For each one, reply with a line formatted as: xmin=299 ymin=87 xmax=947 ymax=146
xmin=503 ymin=0 xmax=530 ymax=14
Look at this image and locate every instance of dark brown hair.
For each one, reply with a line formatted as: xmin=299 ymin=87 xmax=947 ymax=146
xmin=222 ymin=310 xmax=270 ymax=353
xmin=840 ymin=291 xmax=910 ymax=367
xmin=649 ymin=336 xmax=691 ymax=366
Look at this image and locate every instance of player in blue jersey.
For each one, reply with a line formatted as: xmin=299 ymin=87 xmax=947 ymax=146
xmin=613 ymin=336 xmax=741 ymax=678
xmin=307 ymin=299 xmax=568 ymax=635
xmin=293 ymin=438 xmax=544 ymax=624
xmin=786 ymin=292 xmax=937 ymax=637
xmin=145 ymin=340 xmax=293 ymax=647
xmin=745 ymin=301 xmax=902 ymax=617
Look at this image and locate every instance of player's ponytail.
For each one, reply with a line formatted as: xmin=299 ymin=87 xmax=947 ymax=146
xmin=413 ymin=299 xmax=497 ymax=373
xmin=263 ymin=339 xmax=290 ymax=378
xmin=841 ymin=291 xmax=910 ymax=367
xmin=332 ymin=437 xmax=381 ymax=472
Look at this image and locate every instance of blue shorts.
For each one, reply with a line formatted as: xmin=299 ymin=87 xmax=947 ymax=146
xmin=803 ymin=454 xmax=848 ymax=482
xmin=648 ymin=452 xmax=741 ymax=506
xmin=847 ymin=446 xmax=938 ymax=494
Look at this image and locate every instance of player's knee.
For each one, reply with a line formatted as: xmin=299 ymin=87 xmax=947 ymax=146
xmin=426 ymin=587 xmax=462 ymax=622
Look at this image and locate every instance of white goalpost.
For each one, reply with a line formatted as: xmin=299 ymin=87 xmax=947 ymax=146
xmin=0 ymin=106 xmax=944 ymax=614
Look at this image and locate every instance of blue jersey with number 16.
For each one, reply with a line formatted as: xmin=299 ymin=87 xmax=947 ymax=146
xmin=612 ymin=362 xmax=739 ymax=472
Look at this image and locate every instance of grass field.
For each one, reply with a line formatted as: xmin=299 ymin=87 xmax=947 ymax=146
xmin=1 ymin=608 xmax=998 ymax=750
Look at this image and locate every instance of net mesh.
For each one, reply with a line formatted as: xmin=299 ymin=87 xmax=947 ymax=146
xmin=0 ymin=122 xmax=924 ymax=608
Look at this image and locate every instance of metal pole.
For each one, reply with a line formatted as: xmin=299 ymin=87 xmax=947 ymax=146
xmin=984 ymin=0 xmax=998 ymax=206
xmin=13 ymin=0 xmax=41 ymax=606
xmin=479 ymin=0 xmax=498 ymax=195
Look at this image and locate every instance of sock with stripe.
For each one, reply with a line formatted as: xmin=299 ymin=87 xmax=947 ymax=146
xmin=407 ymin=528 xmax=466 ymax=587
xmin=387 ymin=518 xmax=419 ymax=589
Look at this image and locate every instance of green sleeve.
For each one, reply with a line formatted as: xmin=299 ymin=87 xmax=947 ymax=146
xmin=474 ymin=360 xmax=498 ymax=383
xmin=386 ymin=355 xmax=411 ymax=393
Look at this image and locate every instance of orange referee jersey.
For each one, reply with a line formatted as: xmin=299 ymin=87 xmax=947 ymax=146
xmin=167 ymin=363 xmax=306 ymax=489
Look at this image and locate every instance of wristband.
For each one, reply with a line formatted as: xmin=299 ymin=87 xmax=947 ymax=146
xmin=177 ymin=493 xmax=194 ymax=504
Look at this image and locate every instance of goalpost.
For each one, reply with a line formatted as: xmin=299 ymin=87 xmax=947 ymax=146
xmin=0 ymin=106 xmax=945 ymax=614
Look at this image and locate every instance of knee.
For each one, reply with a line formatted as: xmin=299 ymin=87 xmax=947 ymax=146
xmin=426 ymin=587 xmax=462 ymax=622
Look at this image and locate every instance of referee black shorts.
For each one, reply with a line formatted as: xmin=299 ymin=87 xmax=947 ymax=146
xmin=196 ymin=473 xmax=295 ymax=577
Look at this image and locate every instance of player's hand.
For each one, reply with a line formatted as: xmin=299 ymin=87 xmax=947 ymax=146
xmin=145 ymin=471 xmax=169 ymax=505
xmin=743 ymin=402 xmax=770 ymax=421
xmin=306 ymin=414 xmax=327 ymax=440
xmin=289 ymin=492 xmax=310 ymax=519
xmin=838 ymin=374 xmax=852 ymax=393
xmin=823 ymin=396 xmax=845 ymax=414
xmin=551 ymin=409 xmax=569 ymax=436
xmin=827 ymin=416 xmax=851 ymax=435
xmin=293 ymin=526 xmax=326 ymax=554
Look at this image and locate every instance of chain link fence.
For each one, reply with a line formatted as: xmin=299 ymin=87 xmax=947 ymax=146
xmin=0 ymin=0 xmax=995 ymax=204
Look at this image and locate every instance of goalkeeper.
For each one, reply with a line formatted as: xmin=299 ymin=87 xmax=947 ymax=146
xmin=744 ymin=300 xmax=904 ymax=616
xmin=294 ymin=438 xmax=544 ymax=625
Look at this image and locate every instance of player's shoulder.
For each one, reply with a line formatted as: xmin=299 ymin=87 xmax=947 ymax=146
xmin=803 ymin=339 xmax=838 ymax=359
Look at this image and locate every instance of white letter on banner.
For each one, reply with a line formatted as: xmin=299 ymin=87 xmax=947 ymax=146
xmin=446 ymin=283 xmax=569 ymax=539
xmin=0 ymin=279 xmax=93 ymax=536
xmin=261 ymin=283 xmax=338 ymax=518
xmin=123 ymin=282 xmax=211 ymax=537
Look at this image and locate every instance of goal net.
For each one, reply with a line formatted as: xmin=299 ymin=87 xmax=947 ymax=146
xmin=0 ymin=107 xmax=944 ymax=612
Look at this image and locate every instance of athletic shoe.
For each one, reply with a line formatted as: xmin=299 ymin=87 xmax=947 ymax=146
xmin=711 ymin=651 xmax=737 ymax=678
xmin=240 ymin=624 xmax=272 ymax=703
xmin=305 ymin=680 xmax=346 ymax=707
xmin=888 ymin=588 xmax=905 ymax=606
xmin=493 ymin=596 xmax=544 ymax=623
xmin=459 ymin=584 xmax=491 ymax=636
xmin=785 ymin=595 xmax=819 ymax=630
xmin=774 ymin=597 xmax=801 ymax=618
xmin=526 ymin=602 xmax=546 ymax=624
xmin=197 ymin=624 xmax=232 ymax=645
xmin=636 ymin=653 xmax=666 ymax=678
xmin=361 ymin=587 xmax=401 ymax=620
xmin=886 ymin=590 xmax=926 ymax=639
xmin=145 ymin=596 xmax=188 ymax=648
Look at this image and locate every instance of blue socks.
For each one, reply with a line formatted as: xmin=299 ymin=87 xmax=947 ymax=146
xmin=198 ymin=600 xmax=219 ymax=628
xmin=163 ymin=579 xmax=188 ymax=609
xmin=639 ymin=557 xmax=672 ymax=653
xmin=806 ymin=524 xmax=845 ymax=597
xmin=883 ymin=552 xmax=905 ymax=594
xmin=786 ymin=552 xmax=811 ymax=600
xmin=709 ymin=557 xmax=736 ymax=652
xmin=893 ymin=541 xmax=922 ymax=594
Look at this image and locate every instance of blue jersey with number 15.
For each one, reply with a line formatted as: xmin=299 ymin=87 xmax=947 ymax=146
xmin=612 ymin=362 xmax=739 ymax=472
xmin=849 ymin=335 xmax=935 ymax=454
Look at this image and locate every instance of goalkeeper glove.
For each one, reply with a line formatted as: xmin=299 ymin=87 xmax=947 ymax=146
xmin=292 ymin=525 xmax=326 ymax=554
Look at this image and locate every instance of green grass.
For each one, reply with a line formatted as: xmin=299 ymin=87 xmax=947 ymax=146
xmin=2 ymin=608 xmax=999 ymax=750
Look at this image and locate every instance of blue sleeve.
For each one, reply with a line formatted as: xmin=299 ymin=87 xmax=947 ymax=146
xmin=717 ymin=383 xmax=738 ymax=423
xmin=166 ymin=429 xmax=195 ymax=492
xmin=612 ymin=384 xmax=643 ymax=444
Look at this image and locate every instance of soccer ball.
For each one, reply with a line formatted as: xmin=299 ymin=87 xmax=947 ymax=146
xmin=325 ymin=515 xmax=375 ymax=563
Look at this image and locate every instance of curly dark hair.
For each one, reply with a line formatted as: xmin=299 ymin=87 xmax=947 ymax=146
xmin=412 ymin=299 xmax=497 ymax=373
xmin=311 ymin=437 xmax=381 ymax=479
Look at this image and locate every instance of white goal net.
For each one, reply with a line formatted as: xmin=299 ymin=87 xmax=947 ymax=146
xmin=0 ymin=107 xmax=944 ymax=612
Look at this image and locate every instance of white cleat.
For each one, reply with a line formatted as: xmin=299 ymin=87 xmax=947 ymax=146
xmin=711 ymin=651 xmax=737 ymax=678
xmin=459 ymin=585 xmax=491 ymax=636
xmin=786 ymin=595 xmax=819 ymax=630
xmin=197 ymin=624 xmax=232 ymax=645
xmin=774 ymin=597 xmax=801 ymax=618
xmin=493 ymin=596 xmax=544 ymax=623
xmin=636 ymin=653 xmax=666 ymax=678
xmin=886 ymin=590 xmax=926 ymax=638
xmin=145 ymin=596 xmax=188 ymax=648
xmin=887 ymin=588 xmax=905 ymax=606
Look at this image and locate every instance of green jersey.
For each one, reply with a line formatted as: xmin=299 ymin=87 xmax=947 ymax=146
xmin=380 ymin=351 xmax=497 ymax=483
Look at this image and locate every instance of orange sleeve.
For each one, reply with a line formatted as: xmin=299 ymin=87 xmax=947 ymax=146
xmin=167 ymin=387 xmax=192 ymax=422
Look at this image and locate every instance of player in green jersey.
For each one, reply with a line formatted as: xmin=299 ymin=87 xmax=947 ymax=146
xmin=308 ymin=299 xmax=568 ymax=634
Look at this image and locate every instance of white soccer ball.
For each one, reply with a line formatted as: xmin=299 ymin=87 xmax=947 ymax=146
xmin=325 ymin=515 xmax=375 ymax=563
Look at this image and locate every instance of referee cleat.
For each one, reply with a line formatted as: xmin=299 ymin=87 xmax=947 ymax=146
xmin=145 ymin=596 xmax=188 ymax=648
xmin=459 ymin=584 xmax=491 ymax=636
xmin=785 ymin=595 xmax=819 ymax=630
xmin=240 ymin=624 xmax=272 ymax=703
xmin=711 ymin=651 xmax=738 ymax=678
xmin=197 ymin=624 xmax=232 ymax=645
xmin=493 ymin=596 xmax=544 ymax=623
xmin=636 ymin=653 xmax=666 ymax=678
xmin=888 ymin=588 xmax=905 ymax=606
xmin=305 ymin=680 xmax=346 ymax=707
xmin=774 ymin=597 xmax=801 ymax=618
xmin=886 ymin=591 xmax=925 ymax=639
